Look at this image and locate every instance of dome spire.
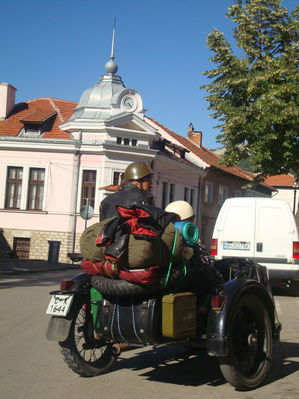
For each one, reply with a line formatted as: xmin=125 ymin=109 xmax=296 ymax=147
xmin=110 ymin=17 xmax=116 ymax=60
xmin=105 ymin=18 xmax=118 ymax=75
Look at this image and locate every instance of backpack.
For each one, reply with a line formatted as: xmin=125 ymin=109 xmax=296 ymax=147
xmin=80 ymin=219 xmax=108 ymax=263
xmin=80 ymin=219 xmax=182 ymax=269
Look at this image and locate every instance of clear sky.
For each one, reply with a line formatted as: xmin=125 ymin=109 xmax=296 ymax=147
xmin=1 ymin=0 xmax=297 ymax=149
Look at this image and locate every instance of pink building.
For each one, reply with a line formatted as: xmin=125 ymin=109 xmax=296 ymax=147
xmin=0 ymin=55 xmax=274 ymax=261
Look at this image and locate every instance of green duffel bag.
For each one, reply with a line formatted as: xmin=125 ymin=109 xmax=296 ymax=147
xmin=125 ymin=235 xmax=170 ymax=269
xmin=80 ymin=219 xmax=185 ymax=268
xmin=80 ymin=219 xmax=109 ymax=262
xmin=124 ymin=223 xmax=185 ymax=269
xmin=161 ymin=223 xmax=185 ymax=262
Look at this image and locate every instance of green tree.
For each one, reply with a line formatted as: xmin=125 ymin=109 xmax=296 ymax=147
xmin=202 ymin=0 xmax=299 ymax=180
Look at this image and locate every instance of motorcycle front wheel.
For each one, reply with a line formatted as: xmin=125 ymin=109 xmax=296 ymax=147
xmin=59 ymin=298 xmax=118 ymax=377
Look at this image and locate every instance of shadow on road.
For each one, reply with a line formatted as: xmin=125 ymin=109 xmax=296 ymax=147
xmin=270 ymin=341 xmax=299 ymax=382
xmin=273 ymin=285 xmax=299 ymax=297
xmin=0 ymin=269 xmax=78 ymax=289
xmin=112 ymin=341 xmax=299 ymax=389
xmin=115 ymin=346 xmax=226 ymax=387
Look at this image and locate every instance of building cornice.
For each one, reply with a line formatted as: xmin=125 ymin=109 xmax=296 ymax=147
xmin=0 ymin=136 xmax=157 ymax=157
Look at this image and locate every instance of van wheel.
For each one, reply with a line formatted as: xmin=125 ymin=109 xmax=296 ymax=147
xmin=219 ymin=294 xmax=272 ymax=390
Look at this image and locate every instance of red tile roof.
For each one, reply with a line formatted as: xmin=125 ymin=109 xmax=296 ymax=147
xmin=264 ymin=174 xmax=296 ymax=187
xmin=20 ymin=108 xmax=56 ymax=123
xmin=146 ymin=116 xmax=271 ymax=187
xmin=0 ymin=98 xmax=77 ymax=139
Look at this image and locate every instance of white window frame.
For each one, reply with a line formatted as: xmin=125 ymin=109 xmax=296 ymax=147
xmin=27 ymin=167 xmax=46 ymax=210
xmin=190 ymin=188 xmax=195 ymax=207
xmin=112 ymin=170 xmax=125 ymax=186
xmin=116 ymin=137 xmax=138 ymax=146
xmin=218 ymin=185 xmax=229 ymax=205
xmin=2 ymin=164 xmax=47 ymax=211
xmin=162 ymin=181 xmax=176 ymax=208
xmin=77 ymin=168 xmax=100 ymax=214
xmin=162 ymin=181 xmax=169 ymax=209
xmin=204 ymin=181 xmax=214 ymax=203
xmin=184 ymin=186 xmax=195 ymax=207
xmin=80 ymin=169 xmax=97 ymax=209
xmin=184 ymin=187 xmax=189 ymax=202
xmin=20 ymin=126 xmax=41 ymax=138
xmin=169 ymin=183 xmax=175 ymax=203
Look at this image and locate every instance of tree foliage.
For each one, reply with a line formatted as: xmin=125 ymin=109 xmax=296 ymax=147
xmin=202 ymin=0 xmax=299 ymax=180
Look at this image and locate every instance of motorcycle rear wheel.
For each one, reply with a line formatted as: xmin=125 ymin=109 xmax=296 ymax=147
xmin=59 ymin=298 xmax=118 ymax=377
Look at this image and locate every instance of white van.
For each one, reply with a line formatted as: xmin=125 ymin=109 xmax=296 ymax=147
xmin=210 ymin=197 xmax=299 ymax=282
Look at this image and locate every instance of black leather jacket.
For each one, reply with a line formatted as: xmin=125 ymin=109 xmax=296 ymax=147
xmin=99 ymin=183 xmax=154 ymax=221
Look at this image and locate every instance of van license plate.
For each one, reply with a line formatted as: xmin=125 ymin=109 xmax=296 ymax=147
xmin=46 ymin=294 xmax=73 ymax=316
xmin=223 ymin=241 xmax=250 ymax=250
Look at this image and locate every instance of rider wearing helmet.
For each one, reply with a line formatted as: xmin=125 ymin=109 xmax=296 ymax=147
xmin=100 ymin=161 xmax=154 ymax=221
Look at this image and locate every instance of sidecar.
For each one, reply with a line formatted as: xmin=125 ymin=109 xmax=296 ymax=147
xmin=46 ymin=257 xmax=281 ymax=391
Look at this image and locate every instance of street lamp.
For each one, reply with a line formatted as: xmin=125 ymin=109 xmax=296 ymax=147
xmin=293 ymin=180 xmax=298 ymax=215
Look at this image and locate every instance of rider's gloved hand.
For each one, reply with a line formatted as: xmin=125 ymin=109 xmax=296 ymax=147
xmin=80 ymin=259 xmax=119 ymax=277
xmin=80 ymin=259 xmax=102 ymax=274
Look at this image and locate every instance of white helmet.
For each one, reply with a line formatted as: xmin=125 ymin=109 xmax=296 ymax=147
xmin=165 ymin=200 xmax=195 ymax=221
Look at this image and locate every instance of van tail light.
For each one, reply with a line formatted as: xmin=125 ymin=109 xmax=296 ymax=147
xmin=60 ymin=280 xmax=75 ymax=291
xmin=210 ymin=239 xmax=218 ymax=256
xmin=293 ymin=241 xmax=299 ymax=259
xmin=211 ymin=295 xmax=227 ymax=310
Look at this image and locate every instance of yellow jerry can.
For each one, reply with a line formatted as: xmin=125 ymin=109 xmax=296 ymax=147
xmin=162 ymin=292 xmax=197 ymax=338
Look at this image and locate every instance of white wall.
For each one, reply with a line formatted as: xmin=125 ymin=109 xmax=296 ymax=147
xmin=272 ymin=187 xmax=298 ymax=215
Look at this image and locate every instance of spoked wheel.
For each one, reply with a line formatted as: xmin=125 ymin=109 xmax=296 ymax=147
xmin=219 ymin=294 xmax=272 ymax=390
xmin=59 ymin=298 xmax=119 ymax=377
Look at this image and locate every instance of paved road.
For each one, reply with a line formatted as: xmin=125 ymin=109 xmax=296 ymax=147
xmin=0 ymin=270 xmax=298 ymax=399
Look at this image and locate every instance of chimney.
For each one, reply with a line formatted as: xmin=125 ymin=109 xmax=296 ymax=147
xmin=187 ymin=123 xmax=202 ymax=147
xmin=0 ymin=83 xmax=17 ymax=120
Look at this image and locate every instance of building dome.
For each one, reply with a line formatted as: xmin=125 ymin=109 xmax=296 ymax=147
xmin=67 ymin=29 xmax=144 ymax=122
xmin=69 ymin=71 xmax=127 ymax=121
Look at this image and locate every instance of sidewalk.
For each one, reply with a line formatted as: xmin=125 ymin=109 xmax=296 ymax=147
xmin=0 ymin=258 xmax=80 ymax=276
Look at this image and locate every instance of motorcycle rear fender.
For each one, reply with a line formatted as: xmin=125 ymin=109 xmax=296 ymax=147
xmin=46 ymin=316 xmax=72 ymax=342
xmin=206 ymin=278 xmax=276 ymax=357
xmin=46 ymin=293 xmax=90 ymax=341
xmin=46 ymin=278 xmax=91 ymax=342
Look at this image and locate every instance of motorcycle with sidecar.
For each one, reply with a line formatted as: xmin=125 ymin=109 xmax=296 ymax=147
xmin=46 ymin=254 xmax=281 ymax=391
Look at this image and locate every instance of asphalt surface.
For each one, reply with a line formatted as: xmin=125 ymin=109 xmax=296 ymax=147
xmin=0 ymin=259 xmax=80 ymax=275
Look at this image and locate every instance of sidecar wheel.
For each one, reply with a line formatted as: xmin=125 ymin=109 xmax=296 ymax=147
xmin=59 ymin=298 xmax=118 ymax=377
xmin=219 ymin=294 xmax=272 ymax=390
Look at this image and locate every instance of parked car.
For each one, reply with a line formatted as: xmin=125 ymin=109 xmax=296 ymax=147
xmin=210 ymin=197 xmax=299 ymax=285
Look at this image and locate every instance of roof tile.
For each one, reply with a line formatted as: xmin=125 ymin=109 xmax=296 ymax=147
xmin=146 ymin=116 xmax=268 ymax=185
xmin=0 ymin=98 xmax=76 ymax=139
xmin=264 ymin=174 xmax=296 ymax=187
